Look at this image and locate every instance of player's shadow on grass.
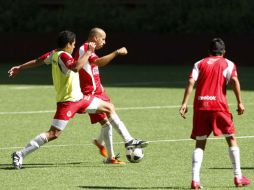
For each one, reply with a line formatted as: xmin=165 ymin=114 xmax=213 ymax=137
xmin=78 ymin=186 xmax=190 ymax=189
xmin=209 ymin=167 xmax=254 ymax=170
xmin=0 ymin=161 xmax=116 ymax=170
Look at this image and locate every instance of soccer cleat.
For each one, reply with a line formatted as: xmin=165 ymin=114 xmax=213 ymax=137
xmin=234 ymin=176 xmax=251 ymax=187
xmin=12 ymin=151 xmax=23 ymax=169
xmin=104 ymin=157 xmax=126 ymax=165
xmin=191 ymin=180 xmax=202 ymax=189
xmin=92 ymin=139 xmax=108 ymax=157
xmin=125 ymin=139 xmax=149 ymax=149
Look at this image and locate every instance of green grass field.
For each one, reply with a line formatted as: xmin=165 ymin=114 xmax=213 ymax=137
xmin=0 ymin=64 xmax=254 ymax=190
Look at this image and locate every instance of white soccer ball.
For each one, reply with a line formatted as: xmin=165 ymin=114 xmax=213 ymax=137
xmin=126 ymin=147 xmax=144 ymax=163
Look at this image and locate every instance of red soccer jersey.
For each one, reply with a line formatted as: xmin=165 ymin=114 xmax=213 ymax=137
xmin=190 ymin=56 xmax=237 ymax=111
xmin=74 ymin=43 xmax=104 ymax=95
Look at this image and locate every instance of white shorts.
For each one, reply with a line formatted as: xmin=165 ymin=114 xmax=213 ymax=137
xmin=85 ymin=97 xmax=102 ymax=114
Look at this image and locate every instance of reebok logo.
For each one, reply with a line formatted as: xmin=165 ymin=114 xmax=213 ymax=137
xmin=198 ymin=96 xmax=216 ymax=100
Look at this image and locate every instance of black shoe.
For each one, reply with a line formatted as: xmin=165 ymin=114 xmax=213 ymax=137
xmin=125 ymin=139 xmax=149 ymax=149
xmin=12 ymin=151 xmax=23 ymax=169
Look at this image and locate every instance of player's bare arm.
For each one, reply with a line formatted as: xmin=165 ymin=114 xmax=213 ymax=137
xmin=230 ymin=76 xmax=245 ymax=115
xmin=72 ymin=42 xmax=96 ymax=72
xmin=94 ymin=47 xmax=128 ymax=67
xmin=8 ymin=59 xmax=45 ymax=78
xmin=179 ymin=78 xmax=195 ymax=119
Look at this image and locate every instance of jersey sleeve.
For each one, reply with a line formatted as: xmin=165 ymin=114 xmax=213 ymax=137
xmin=75 ymin=43 xmax=98 ymax=63
xmin=37 ymin=49 xmax=57 ymax=65
xmin=59 ymin=52 xmax=75 ymax=70
xmin=224 ymin=59 xmax=237 ymax=83
xmin=231 ymin=64 xmax=237 ymax=78
xmin=88 ymin=53 xmax=98 ymax=63
xmin=189 ymin=59 xmax=202 ymax=81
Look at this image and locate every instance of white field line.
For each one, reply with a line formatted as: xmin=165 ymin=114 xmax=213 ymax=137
xmin=0 ymin=105 xmax=184 ymax=115
xmin=1 ymin=135 xmax=254 ymax=150
xmin=0 ymin=110 xmax=55 ymax=115
xmin=1 ymin=103 xmax=254 ymax=115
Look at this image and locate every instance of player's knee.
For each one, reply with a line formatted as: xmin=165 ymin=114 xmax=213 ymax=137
xmin=47 ymin=129 xmax=62 ymax=141
xmin=103 ymin=103 xmax=115 ymax=114
xmin=99 ymin=118 xmax=110 ymax=126
xmin=51 ymin=133 xmax=60 ymax=140
xmin=109 ymin=103 xmax=115 ymax=113
xmin=225 ymin=135 xmax=237 ymax=146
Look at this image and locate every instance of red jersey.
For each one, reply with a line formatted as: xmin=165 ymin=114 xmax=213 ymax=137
xmin=190 ymin=56 xmax=237 ymax=111
xmin=74 ymin=43 xmax=104 ymax=95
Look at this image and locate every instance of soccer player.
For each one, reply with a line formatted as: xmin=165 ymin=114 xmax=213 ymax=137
xmin=179 ymin=38 xmax=250 ymax=189
xmin=10 ymin=30 xmax=126 ymax=169
xmin=74 ymin=27 xmax=149 ymax=157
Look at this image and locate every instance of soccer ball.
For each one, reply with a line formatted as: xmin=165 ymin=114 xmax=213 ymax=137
xmin=126 ymin=147 xmax=144 ymax=163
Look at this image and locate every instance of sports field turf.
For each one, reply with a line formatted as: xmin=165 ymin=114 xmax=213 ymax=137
xmin=0 ymin=64 xmax=253 ymax=189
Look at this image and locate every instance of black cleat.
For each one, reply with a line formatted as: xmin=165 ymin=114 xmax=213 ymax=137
xmin=125 ymin=139 xmax=149 ymax=149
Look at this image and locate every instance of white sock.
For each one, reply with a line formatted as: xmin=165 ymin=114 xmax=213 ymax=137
xmin=192 ymin=148 xmax=204 ymax=182
xmin=101 ymin=122 xmax=114 ymax=158
xmin=20 ymin=133 xmax=48 ymax=157
xmin=109 ymin=114 xmax=133 ymax=143
xmin=228 ymin=146 xmax=242 ymax=178
xmin=96 ymin=128 xmax=104 ymax=145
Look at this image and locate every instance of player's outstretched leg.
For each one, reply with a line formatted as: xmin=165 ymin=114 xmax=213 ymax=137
xmin=11 ymin=133 xmax=48 ymax=169
xmin=108 ymin=114 xmax=149 ymax=149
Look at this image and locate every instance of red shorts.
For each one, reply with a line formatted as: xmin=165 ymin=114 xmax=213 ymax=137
xmin=54 ymin=96 xmax=93 ymax=120
xmin=191 ymin=110 xmax=235 ymax=140
xmin=89 ymin=92 xmax=110 ymax=124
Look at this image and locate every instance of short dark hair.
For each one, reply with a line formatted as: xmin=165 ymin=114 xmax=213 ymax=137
xmin=209 ymin=37 xmax=225 ymax=56
xmin=57 ymin=30 xmax=76 ymax=48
